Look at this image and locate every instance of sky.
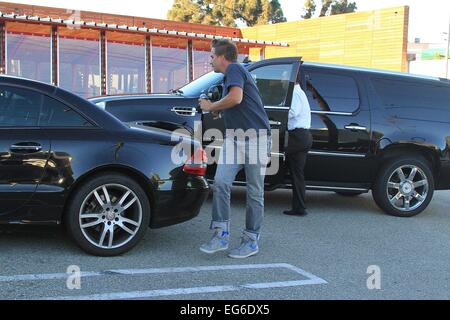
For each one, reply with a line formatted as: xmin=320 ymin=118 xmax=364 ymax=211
xmin=3 ymin=0 xmax=450 ymax=44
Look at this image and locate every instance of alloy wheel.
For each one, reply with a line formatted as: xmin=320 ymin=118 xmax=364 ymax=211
xmin=79 ymin=184 xmax=143 ymax=249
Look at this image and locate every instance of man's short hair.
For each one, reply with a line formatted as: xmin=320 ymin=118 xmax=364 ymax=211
xmin=211 ymin=39 xmax=238 ymax=63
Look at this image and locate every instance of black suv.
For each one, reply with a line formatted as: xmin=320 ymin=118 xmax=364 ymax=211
xmin=90 ymin=57 xmax=450 ymax=217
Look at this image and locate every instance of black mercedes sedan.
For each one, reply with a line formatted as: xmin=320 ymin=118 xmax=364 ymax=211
xmin=0 ymin=76 xmax=209 ymax=256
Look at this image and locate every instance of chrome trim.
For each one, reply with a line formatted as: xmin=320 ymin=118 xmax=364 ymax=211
xmin=264 ymin=105 xmax=290 ymax=110
xmin=311 ymin=110 xmax=353 ymax=116
xmin=10 ymin=145 xmax=41 ymax=151
xmin=204 ymin=144 xmax=223 ymax=149
xmin=269 ymin=120 xmax=282 ymax=126
xmin=271 ymin=152 xmax=285 ymax=159
xmin=308 ymin=151 xmax=366 ymax=158
xmin=304 ymin=185 xmax=368 ymax=192
xmin=345 ymin=125 xmax=367 ymax=131
xmin=171 ymin=107 xmax=197 ymax=116
xmin=217 ymin=180 xmax=369 ymax=192
xmin=203 ymin=147 xmax=366 ymax=159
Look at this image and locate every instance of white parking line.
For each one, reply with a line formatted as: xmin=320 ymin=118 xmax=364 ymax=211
xmin=48 ymin=280 xmax=325 ymax=300
xmin=0 ymin=263 xmax=327 ymax=300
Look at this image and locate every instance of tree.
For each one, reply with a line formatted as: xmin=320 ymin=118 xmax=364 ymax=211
xmin=319 ymin=0 xmax=332 ymax=17
xmin=234 ymin=0 xmax=266 ymax=27
xmin=167 ymin=0 xmax=209 ymax=24
xmin=167 ymin=0 xmax=287 ymax=27
xmin=301 ymin=0 xmax=357 ymax=19
xmin=270 ymin=0 xmax=287 ymax=23
xmin=302 ymin=0 xmax=316 ymax=19
xmin=330 ymin=0 xmax=357 ymax=15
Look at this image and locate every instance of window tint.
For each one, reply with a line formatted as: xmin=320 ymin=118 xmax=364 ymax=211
xmin=250 ymin=64 xmax=292 ymax=106
xmin=0 ymin=86 xmax=91 ymax=127
xmin=371 ymin=78 xmax=450 ymax=110
xmin=0 ymin=86 xmax=41 ymax=126
xmin=305 ymin=72 xmax=360 ymax=113
xmin=40 ymin=96 xmax=92 ymax=127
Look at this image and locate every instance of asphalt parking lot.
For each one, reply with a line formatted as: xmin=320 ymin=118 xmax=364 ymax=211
xmin=1 ymin=187 xmax=450 ymax=300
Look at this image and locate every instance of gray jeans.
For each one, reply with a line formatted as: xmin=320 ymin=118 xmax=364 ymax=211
xmin=210 ymin=135 xmax=271 ymax=241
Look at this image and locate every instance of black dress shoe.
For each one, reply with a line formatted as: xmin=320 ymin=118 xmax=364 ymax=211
xmin=283 ymin=209 xmax=308 ymax=216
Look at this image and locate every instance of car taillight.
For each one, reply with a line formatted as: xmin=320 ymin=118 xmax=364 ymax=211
xmin=183 ymin=148 xmax=208 ymax=176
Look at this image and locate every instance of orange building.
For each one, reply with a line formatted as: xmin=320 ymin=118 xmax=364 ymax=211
xmin=0 ymin=1 xmax=285 ymax=97
xmin=243 ymin=6 xmax=409 ymax=72
xmin=0 ymin=2 xmax=410 ymax=98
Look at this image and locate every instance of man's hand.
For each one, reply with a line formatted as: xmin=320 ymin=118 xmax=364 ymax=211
xmin=199 ymin=98 xmax=214 ymax=112
xmin=211 ymin=111 xmax=221 ymax=119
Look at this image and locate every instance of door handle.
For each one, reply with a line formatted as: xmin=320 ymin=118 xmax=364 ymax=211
xmin=269 ymin=120 xmax=282 ymax=126
xmin=344 ymin=124 xmax=367 ymax=131
xmin=171 ymin=107 xmax=197 ymax=117
xmin=10 ymin=143 xmax=42 ymax=153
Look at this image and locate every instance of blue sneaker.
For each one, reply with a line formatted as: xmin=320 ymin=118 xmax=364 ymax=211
xmin=228 ymin=234 xmax=259 ymax=259
xmin=200 ymin=229 xmax=230 ymax=254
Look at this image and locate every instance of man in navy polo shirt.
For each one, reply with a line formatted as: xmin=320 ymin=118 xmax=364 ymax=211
xmin=199 ymin=39 xmax=271 ymax=259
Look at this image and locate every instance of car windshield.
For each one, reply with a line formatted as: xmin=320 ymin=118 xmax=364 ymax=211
xmin=175 ymin=72 xmax=224 ymax=97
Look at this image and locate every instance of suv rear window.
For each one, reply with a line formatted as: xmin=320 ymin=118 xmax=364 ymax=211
xmin=371 ymin=78 xmax=450 ymax=110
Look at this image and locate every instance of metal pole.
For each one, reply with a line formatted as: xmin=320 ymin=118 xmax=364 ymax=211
xmin=446 ymin=15 xmax=450 ymax=79
xmin=0 ymin=22 xmax=5 ymax=74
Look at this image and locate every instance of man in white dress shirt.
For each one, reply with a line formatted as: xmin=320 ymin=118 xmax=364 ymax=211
xmin=283 ymin=72 xmax=313 ymax=216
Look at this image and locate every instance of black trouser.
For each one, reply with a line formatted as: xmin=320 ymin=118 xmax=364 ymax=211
xmin=286 ymin=128 xmax=313 ymax=212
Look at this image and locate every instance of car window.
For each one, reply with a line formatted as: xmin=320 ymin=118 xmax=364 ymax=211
xmin=39 ymin=95 xmax=92 ymax=127
xmin=178 ymin=71 xmax=224 ymax=97
xmin=0 ymin=85 xmax=92 ymax=127
xmin=250 ymin=64 xmax=292 ymax=107
xmin=0 ymin=86 xmax=41 ymax=127
xmin=305 ymin=71 xmax=360 ymax=113
xmin=371 ymin=78 xmax=450 ymax=110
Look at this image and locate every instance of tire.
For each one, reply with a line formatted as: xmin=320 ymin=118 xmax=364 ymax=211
xmin=372 ymin=155 xmax=434 ymax=217
xmin=335 ymin=191 xmax=364 ymax=197
xmin=65 ymin=173 xmax=151 ymax=256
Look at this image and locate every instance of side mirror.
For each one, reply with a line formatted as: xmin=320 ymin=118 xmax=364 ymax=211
xmin=207 ymin=85 xmax=223 ymax=102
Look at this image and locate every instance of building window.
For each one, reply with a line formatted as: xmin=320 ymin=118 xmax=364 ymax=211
xmin=193 ymin=41 xmax=212 ymax=80
xmin=58 ymin=28 xmax=101 ymax=98
xmin=152 ymin=37 xmax=188 ymax=93
xmin=6 ymin=22 xmax=51 ymax=83
xmin=107 ymin=32 xmax=146 ymax=95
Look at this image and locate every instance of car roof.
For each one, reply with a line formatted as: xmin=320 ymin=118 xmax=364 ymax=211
xmin=303 ymin=61 xmax=449 ymax=83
